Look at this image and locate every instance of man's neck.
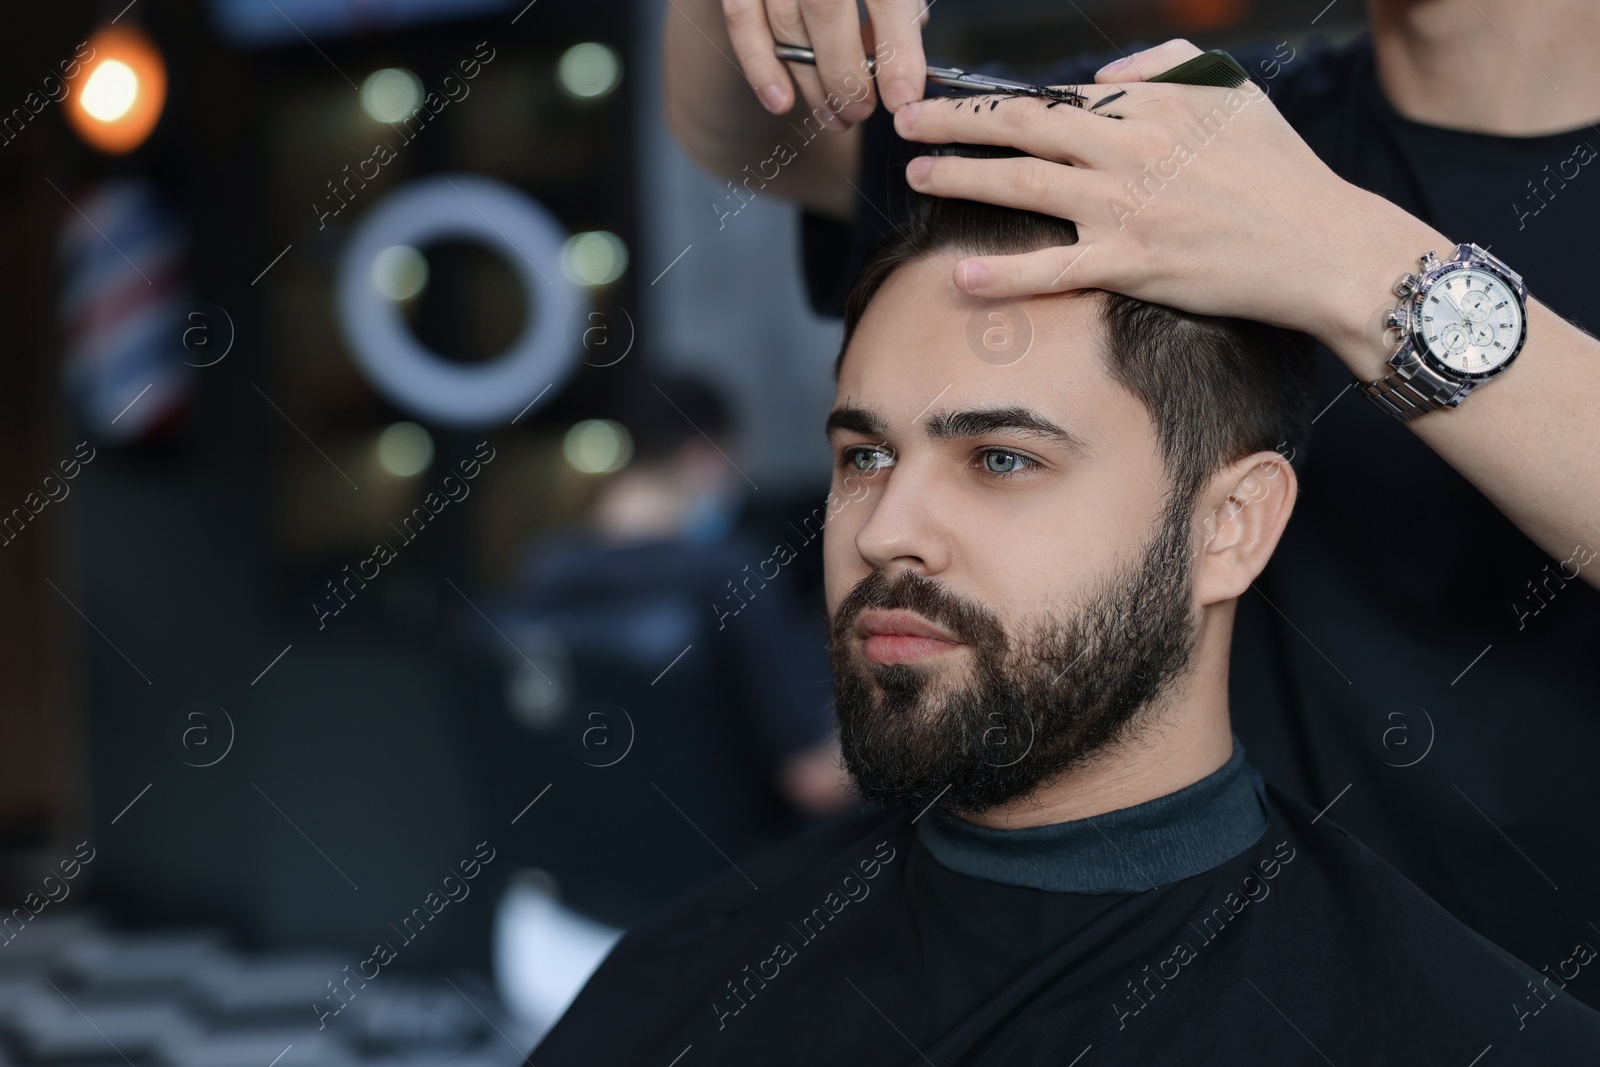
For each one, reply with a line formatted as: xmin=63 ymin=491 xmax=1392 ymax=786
xmin=1369 ymin=0 xmax=1600 ymax=135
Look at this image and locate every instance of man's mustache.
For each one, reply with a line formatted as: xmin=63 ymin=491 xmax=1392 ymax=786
xmin=834 ymin=570 xmax=991 ymax=649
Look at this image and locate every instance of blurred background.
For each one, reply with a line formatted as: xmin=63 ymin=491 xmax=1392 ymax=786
xmin=0 ymin=0 xmax=1364 ymax=1063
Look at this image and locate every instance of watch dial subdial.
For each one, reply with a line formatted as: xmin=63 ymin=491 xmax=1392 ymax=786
xmin=1470 ymin=321 xmax=1495 ymax=348
xmin=1459 ymin=288 xmax=1492 ymax=323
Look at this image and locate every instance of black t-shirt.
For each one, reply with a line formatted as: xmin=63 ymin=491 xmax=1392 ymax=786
xmin=529 ymin=744 xmax=1600 ymax=1064
xmin=801 ymin=32 xmax=1600 ymax=1006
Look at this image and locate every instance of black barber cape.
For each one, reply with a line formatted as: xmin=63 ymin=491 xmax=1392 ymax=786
xmin=801 ymin=32 xmax=1600 ymax=1008
xmin=528 ymin=743 xmax=1600 ymax=1065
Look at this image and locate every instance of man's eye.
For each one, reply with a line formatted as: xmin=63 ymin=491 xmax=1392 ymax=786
xmin=980 ymin=449 xmax=1039 ymax=476
xmin=840 ymin=446 xmax=894 ymax=471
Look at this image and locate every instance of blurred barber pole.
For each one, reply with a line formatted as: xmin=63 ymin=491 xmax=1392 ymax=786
xmin=57 ymin=178 xmax=192 ymax=444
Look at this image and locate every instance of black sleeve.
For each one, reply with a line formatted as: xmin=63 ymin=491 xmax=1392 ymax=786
xmin=799 ymin=99 xmax=901 ymax=321
xmin=796 ymin=40 xmax=1313 ymax=319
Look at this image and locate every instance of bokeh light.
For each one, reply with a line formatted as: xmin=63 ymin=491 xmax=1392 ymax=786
xmin=557 ymin=42 xmax=622 ymax=100
xmin=1159 ymin=0 xmax=1252 ymax=31
xmin=375 ymin=422 xmax=435 ymax=477
xmin=66 ymin=25 xmax=167 ymax=154
xmin=559 ymin=231 xmax=628 ymax=287
xmin=371 ymin=245 xmax=430 ymax=301
xmin=563 ymin=419 xmax=632 ymax=474
xmin=360 ymin=68 xmax=423 ymax=123
xmin=81 ymin=60 xmax=138 ymax=122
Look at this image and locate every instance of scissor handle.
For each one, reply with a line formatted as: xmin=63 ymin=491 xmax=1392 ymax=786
xmin=774 ymin=43 xmax=1086 ymax=105
xmin=775 ymin=43 xmax=837 ymax=67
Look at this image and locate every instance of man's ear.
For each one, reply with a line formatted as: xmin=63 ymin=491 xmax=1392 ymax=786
xmin=1188 ymin=449 xmax=1298 ymax=607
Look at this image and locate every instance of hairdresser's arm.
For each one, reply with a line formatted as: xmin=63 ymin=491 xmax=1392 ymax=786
xmin=893 ymin=39 xmax=1600 ymax=588
xmin=662 ymin=0 xmax=929 ymax=222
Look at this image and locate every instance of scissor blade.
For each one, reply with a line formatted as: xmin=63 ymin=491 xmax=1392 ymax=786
xmin=774 ymin=44 xmax=1085 ymax=106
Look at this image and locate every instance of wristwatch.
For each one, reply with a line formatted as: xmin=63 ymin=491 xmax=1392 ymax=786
xmin=1357 ymin=242 xmax=1530 ymax=421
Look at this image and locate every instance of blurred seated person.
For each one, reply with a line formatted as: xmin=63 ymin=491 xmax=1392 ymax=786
xmin=461 ymin=369 xmax=852 ymax=1040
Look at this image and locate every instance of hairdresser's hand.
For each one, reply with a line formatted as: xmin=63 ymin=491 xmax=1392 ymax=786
xmin=723 ymin=0 xmax=930 ymax=127
xmin=891 ymin=38 xmax=1450 ymax=371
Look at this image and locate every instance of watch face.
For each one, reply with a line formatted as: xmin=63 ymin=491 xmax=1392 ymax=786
xmin=1414 ymin=266 xmax=1524 ymax=379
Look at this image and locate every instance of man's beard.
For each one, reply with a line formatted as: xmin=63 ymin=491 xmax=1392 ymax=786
xmin=827 ymin=492 xmax=1202 ymax=817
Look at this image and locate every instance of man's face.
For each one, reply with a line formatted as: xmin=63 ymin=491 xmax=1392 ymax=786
xmin=823 ymin=255 xmax=1202 ymax=817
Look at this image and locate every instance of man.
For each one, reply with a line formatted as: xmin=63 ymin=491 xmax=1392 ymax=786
xmin=664 ymin=1 xmax=1600 ymax=1006
xmin=524 ymin=150 xmax=1600 ymax=1065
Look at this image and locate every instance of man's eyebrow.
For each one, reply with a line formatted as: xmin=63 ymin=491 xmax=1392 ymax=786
xmin=825 ymin=404 xmax=888 ymax=442
xmin=927 ymin=405 xmax=1094 ymax=456
xmin=825 ymin=403 xmax=1093 ymax=457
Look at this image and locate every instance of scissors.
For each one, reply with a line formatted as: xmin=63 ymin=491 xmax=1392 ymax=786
xmin=773 ymin=45 xmax=1250 ymax=110
xmin=775 ymin=43 xmax=1088 ymax=106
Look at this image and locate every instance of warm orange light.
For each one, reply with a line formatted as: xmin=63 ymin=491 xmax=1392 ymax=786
xmin=1159 ymin=0 xmax=1252 ymax=32
xmin=65 ymin=25 xmax=167 ymax=154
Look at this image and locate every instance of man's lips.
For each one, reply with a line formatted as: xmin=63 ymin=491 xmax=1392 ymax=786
xmin=855 ymin=609 xmax=966 ymax=664
xmin=855 ymin=608 xmax=961 ymax=642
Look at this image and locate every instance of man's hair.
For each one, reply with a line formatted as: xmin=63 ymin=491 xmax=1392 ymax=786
xmin=835 ymin=142 xmax=1315 ymax=510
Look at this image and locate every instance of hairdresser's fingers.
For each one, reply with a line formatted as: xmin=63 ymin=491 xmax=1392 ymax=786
xmin=903 ymin=154 xmax=1111 ymax=224
xmin=862 ymin=0 xmax=928 ymax=112
xmin=948 ymin=242 xmax=1115 ymax=299
xmin=799 ymin=0 xmax=877 ymax=124
xmin=1093 ymin=38 xmax=1204 ymax=83
xmin=723 ymin=0 xmax=794 ymax=113
xmin=764 ymin=0 xmax=845 ymax=128
xmin=893 ymin=92 xmax=1112 ymax=167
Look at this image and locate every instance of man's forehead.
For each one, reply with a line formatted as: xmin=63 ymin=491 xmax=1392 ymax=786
xmin=842 ymin=253 xmax=1107 ymax=369
xmin=832 ymin=256 xmax=1110 ymax=452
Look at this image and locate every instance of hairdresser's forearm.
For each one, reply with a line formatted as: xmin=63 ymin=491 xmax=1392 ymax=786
xmin=1316 ymin=189 xmax=1600 ymax=586
xmin=662 ymin=0 xmax=859 ymax=221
